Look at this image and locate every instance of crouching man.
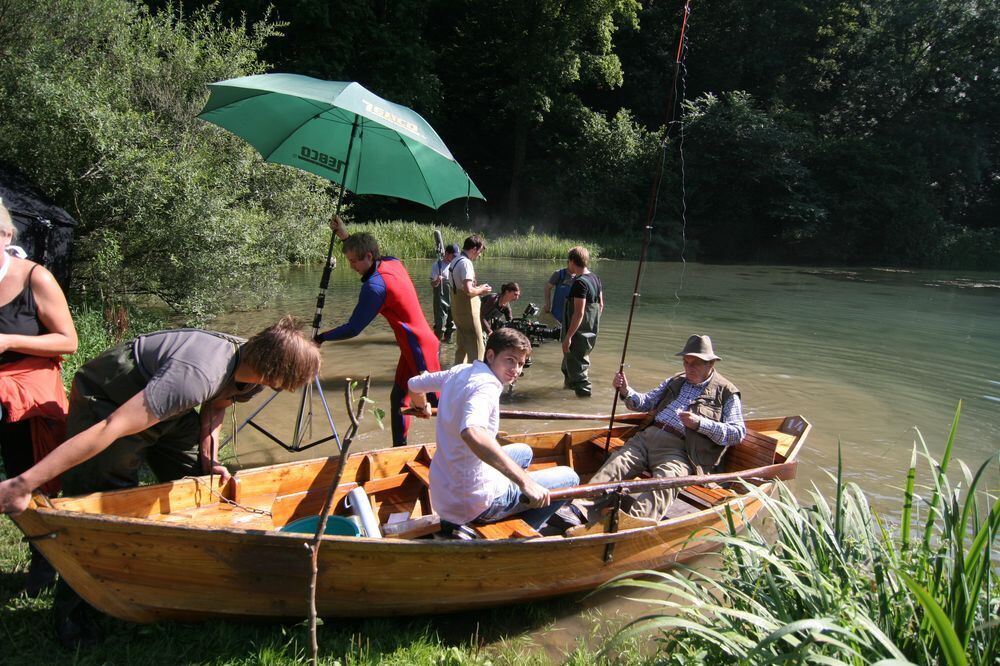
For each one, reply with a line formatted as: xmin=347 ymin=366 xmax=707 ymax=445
xmin=0 ymin=315 xmax=321 ymax=647
xmin=408 ymin=328 xmax=579 ymax=532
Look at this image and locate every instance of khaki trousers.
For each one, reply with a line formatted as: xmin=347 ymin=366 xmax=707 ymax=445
xmin=576 ymin=427 xmax=694 ymax=521
xmin=451 ymin=290 xmax=484 ymax=364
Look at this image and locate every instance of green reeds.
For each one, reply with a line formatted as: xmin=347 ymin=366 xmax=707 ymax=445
xmin=322 ymin=220 xmax=632 ymax=261
xmin=604 ymin=403 xmax=999 ymax=665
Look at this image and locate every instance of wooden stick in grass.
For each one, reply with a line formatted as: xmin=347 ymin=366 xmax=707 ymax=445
xmin=307 ymin=375 xmax=371 ymax=666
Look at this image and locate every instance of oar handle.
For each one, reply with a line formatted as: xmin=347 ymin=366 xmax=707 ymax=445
xmin=543 ymin=461 xmax=798 ymax=503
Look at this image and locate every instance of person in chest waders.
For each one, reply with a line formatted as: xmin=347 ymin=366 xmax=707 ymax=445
xmin=430 ymin=243 xmax=458 ymax=342
xmin=560 ymin=246 xmax=603 ymax=397
xmin=318 ymin=215 xmax=441 ymax=447
xmin=0 ymin=316 xmax=321 ymax=648
xmin=449 ymin=235 xmax=491 ymax=364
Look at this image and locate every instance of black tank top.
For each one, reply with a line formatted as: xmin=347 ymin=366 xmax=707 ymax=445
xmin=0 ymin=264 xmax=46 ymax=365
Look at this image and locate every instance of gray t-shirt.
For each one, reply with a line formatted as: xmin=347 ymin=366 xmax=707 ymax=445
xmin=132 ymin=329 xmax=263 ymax=421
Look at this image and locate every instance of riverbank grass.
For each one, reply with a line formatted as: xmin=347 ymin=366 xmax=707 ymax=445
xmin=331 ymin=221 xmax=633 ymax=262
xmin=606 ymin=403 xmax=998 ymax=665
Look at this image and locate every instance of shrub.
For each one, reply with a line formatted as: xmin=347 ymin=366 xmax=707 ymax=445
xmin=0 ymin=0 xmax=335 ymax=322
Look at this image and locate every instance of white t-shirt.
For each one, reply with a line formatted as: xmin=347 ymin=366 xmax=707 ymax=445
xmin=449 ymin=254 xmax=475 ymax=293
xmin=408 ymin=361 xmax=508 ymax=524
xmin=429 ymin=258 xmax=451 ymax=282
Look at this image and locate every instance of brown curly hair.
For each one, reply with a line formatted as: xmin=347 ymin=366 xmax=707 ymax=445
xmin=241 ymin=316 xmax=321 ymax=391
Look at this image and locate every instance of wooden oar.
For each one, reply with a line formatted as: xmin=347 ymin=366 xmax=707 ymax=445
xmin=402 ymin=406 xmax=643 ymax=423
xmin=543 ymin=461 xmax=798 ymax=503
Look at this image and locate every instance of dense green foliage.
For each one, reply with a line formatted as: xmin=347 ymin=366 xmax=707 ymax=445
xmin=60 ymin=302 xmax=164 ymax=390
xmin=157 ymin=0 xmax=998 ymax=268
xmin=1 ymin=0 xmax=997 ymax=320
xmin=0 ymin=0 xmax=335 ymax=321
xmin=606 ymin=406 xmax=999 ymax=665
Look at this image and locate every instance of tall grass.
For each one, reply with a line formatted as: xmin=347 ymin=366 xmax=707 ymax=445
xmin=319 ymin=221 xmax=635 ymax=262
xmin=605 ymin=403 xmax=998 ymax=665
xmin=61 ymin=302 xmax=164 ymax=391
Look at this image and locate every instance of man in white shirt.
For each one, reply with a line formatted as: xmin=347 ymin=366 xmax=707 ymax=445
xmin=448 ymin=235 xmax=491 ymax=364
xmin=408 ymin=328 xmax=579 ymax=531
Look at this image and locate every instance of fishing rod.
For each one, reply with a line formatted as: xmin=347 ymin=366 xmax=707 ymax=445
xmin=542 ymin=461 xmax=797 ymax=502
xmin=603 ymin=0 xmax=693 ymax=457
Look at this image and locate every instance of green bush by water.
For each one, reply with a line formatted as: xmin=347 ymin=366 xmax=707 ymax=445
xmin=61 ymin=303 xmax=165 ymax=392
xmin=606 ymin=402 xmax=999 ymax=665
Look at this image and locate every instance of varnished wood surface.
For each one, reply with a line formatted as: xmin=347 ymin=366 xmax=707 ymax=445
xmin=13 ymin=416 xmax=810 ymax=622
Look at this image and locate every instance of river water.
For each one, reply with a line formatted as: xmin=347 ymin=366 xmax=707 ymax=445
xmin=215 ymin=258 xmax=999 ymax=507
xmin=212 ymin=258 xmax=998 ymax=651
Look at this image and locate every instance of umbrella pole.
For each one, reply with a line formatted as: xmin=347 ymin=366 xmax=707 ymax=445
xmin=292 ymin=117 xmax=361 ymax=450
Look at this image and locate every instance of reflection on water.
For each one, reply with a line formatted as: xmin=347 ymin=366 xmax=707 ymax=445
xmin=212 ymin=258 xmax=999 ymax=651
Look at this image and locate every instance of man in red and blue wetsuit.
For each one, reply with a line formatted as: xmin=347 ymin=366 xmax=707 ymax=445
xmin=317 ymin=215 xmax=440 ymax=446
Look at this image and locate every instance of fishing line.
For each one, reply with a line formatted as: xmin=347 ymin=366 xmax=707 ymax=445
xmin=602 ymin=0 xmax=694 ymax=455
xmin=670 ymin=23 xmax=692 ymax=323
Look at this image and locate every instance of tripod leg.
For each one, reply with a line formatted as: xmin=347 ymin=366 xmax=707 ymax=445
xmin=292 ymin=380 xmax=311 ymax=450
xmin=314 ymin=375 xmax=342 ymax=451
xmin=220 ymin=388 xmax=282 ymax=449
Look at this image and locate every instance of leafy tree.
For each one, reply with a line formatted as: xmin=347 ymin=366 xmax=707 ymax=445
xmin=0 ymin=0 xmax=335 ymax=320
xmin=534 ymin=105 xmax=659 ymax=239
xmin=434 ymin=0 xmax=640 ymax=220
xmin=144 ymin=0 xmax=442 ymax=112
xmin=672 ymin=92 xmax=823 ymax=262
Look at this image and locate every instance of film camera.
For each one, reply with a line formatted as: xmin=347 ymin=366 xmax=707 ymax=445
xmin=496 ymin=303 xmax=560 ymax=399
xmin=500 ymin=303 xmax=561 ymax=348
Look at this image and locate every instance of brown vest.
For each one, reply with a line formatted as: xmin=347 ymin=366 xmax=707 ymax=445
xmin=639 ymin=370 xmax=741 ymax=471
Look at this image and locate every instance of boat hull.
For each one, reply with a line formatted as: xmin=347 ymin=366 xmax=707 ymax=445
xmin=14 ymin=416 xmax=808 ymax=622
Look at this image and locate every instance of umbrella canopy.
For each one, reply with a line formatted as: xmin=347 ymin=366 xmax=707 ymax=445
xmin=198 ymin=74 xmax=483 ymax=209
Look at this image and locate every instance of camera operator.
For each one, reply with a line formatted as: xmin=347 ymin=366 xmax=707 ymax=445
xmin=480 ymin=282 xmax=521 ymax=338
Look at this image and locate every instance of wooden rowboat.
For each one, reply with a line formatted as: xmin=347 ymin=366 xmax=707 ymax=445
xmin=12 ymin=414 xmax=810 ymax=622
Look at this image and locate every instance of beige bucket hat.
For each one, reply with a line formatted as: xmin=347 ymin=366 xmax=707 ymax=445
xmin=675 ymin=334 xmax=721 ymax=361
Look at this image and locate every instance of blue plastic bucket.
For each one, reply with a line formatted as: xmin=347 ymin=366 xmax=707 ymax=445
xmin=280 ymin=515 xmax=361 ymax=537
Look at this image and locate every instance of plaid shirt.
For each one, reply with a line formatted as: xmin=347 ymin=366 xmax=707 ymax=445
xmin=622 ymin=372 xmax=746 ymax=447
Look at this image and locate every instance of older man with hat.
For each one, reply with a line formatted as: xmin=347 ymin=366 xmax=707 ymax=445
xmin=561 ymin=334 xmax=746 ymax=525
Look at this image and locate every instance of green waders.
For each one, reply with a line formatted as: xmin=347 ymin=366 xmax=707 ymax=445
xmin=561 ymin=276 xmax=601 ymax=395
xmin=55 ymin=340 xmax=203 ymax=633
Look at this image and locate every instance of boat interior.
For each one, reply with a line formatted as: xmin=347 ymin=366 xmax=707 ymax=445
xmin=40 ymin=416 xmax=809 ymax=541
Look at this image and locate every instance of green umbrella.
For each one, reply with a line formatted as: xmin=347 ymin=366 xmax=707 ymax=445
xmin=199 ymin=74 xmax=485 ymax=453
xmin=198 ymin=73 xmax=484 ymax=209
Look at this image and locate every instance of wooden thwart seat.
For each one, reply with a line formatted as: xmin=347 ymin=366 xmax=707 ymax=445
xmin=682 ymin=428 xmax=779 ymax=507
xmin=404 ymin=460 xmax=431 ymax=487
xmin=586 ymin=435 xmax=626 ymax=452
xmin=473 ymin=518 xmax=540 ymax=539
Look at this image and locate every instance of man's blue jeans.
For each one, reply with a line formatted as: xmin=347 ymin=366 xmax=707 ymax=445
xmin=474 ymin=443 xmax=579 ymax=529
